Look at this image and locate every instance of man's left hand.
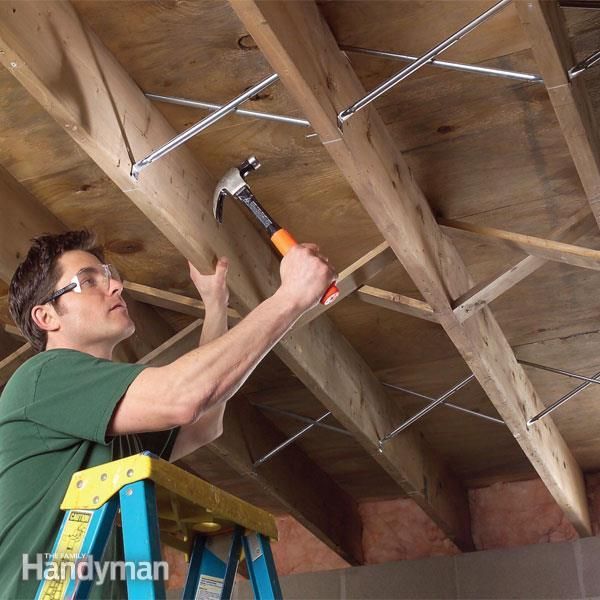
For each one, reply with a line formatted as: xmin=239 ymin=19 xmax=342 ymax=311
xmin=188 ymin=258 xmax=229 ymax=308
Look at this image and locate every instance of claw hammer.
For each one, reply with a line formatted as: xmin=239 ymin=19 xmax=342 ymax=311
xmin=213 ymin=156 xmax=340 ymax=305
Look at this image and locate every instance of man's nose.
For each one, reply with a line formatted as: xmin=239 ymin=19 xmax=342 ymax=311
xmin=108 ymin=276 xmax=124 ymax=296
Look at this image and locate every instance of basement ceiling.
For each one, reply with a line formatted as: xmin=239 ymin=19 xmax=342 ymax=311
xmin=1 ymin=0 xmax=599 ymax=558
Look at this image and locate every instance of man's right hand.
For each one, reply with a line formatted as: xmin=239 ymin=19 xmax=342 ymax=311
xmin=277 ymin=243 xmax=336 ymax=313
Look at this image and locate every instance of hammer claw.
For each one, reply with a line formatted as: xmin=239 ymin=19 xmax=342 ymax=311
xmin=214 ymin=191 xmax=226 ymax=224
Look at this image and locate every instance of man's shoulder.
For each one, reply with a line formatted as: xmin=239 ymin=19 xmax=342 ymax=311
xmin=2 ymin=349 xmax=96 ymax=397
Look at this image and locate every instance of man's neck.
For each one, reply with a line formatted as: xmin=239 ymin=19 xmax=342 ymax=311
xmin=45 ymin=338 xmax=114 ymax=361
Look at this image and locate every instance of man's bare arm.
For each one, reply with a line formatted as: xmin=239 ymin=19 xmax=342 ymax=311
xmin=169 ymin=259 xmax=230 ymax=461
xmin=108 ymin=244 xmax=334 ymax=435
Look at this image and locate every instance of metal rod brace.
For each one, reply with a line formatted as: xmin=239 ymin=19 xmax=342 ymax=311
xmin=131 ymin=73 xmax=279 ymax=179
xmin=337 ymin=0 xmax=512 ymax=127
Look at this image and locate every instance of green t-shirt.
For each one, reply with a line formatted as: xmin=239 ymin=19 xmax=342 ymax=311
xmin=0 ymin=349 xmax=176 ymax=599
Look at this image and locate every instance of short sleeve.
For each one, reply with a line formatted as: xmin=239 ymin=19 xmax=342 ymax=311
xmin=25 ymin=350 xmax=146 ymax=445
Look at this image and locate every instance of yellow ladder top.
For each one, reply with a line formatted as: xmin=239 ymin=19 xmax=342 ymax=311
xmin=60 ymin=453 xmax=278 ymax=540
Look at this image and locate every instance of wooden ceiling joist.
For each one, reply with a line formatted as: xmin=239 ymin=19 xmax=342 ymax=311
xmin=230 ymin=0 xmax=592 ymax=535
xmin=0 ymin=1 xmax=471 ymax=550
xmin=440 ymin=211 xmax=600 ymax=272
xmin=452 ymin=206 xmax=595 ymax=322
xmin=0 ymin=163 xmax=64 ymax=283
xmin=357 ymin=286 xmax=438 ymax=323
xmin=124 ymin=281 xmax=240 ymax=322
xmin=516 ymin=0 xmax=600 ymax=226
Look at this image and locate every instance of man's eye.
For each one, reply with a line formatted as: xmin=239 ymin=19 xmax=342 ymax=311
xmin=80 ymin=279 xmax=96 ymax=288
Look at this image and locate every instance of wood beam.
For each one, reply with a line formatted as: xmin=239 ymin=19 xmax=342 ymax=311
xmin=138 ymin=323 xmax=364 ymax=564
xmin=137 ymin=320 xmax=203 ymax=368
xmin=0 ymin=1 xmax=472 ymax=548
xmin=515 ymin=0 xmax=600 ymax=226
xmin=0 ymin=325 xmax=22 ymax=361
xmin=230 ymin=0 xmax=591 ymax=535
xmin=357 ymin=286 xmax=438 ymax=323
xmin=0 ymin=343 xmax=34 ymax=387
xmin=440 ymin=215 xmax=600 ymax=272
xmin=123 ymin=281 xmax=240 ymax=321
xmin=3 ymin=324 xmax=23 ymax=339
xmin=453 ymin=207 xmax=595 ymax=322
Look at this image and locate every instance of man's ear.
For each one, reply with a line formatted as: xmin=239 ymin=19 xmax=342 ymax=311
xmin=31 ymin=304 xmax=60 ymax=333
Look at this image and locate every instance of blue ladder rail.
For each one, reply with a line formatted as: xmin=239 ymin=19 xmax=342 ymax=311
xmin=36 ymin=452 xmax=282 ymax=600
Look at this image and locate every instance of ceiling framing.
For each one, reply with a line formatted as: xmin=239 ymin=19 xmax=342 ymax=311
xmin=0 ymin=0 xmax=599 ymax=557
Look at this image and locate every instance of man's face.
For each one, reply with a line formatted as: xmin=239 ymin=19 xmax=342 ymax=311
xmin=48 ymin=250 xmax=135 ymax=349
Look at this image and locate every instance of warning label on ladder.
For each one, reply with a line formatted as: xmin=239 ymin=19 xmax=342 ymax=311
xmin=195 ymin=574 xmax=225 ymax=600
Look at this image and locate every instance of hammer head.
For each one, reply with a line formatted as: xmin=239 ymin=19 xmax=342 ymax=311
xmin=213 ymin=156 xmax=261 ymax=224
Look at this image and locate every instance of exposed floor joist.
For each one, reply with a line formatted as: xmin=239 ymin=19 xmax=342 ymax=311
xmin=0 ymin=163 xmax=64 ymax=283
xmin=230 ymin=0 xmax=591 ymax=535
xmin=0 ymin=322 xmax=21 ymax=360
xmin=516 ymin=0 xmax=600 ymax=226
xmin=0 ymin=0 xmax=471 ymax=551
xmin=357 ymin=286 xmax=438 ymax=323
xmin=440 ymin=212 xmax=600 ymax=272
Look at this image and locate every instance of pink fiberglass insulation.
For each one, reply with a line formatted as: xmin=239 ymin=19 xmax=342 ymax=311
xmin=469 ymin=479 xmax=579 ymax=549
xmin=271 ymin=515 xmax=351 ymax=575
xmin=359 ymin=497 xmax=460 ymax=563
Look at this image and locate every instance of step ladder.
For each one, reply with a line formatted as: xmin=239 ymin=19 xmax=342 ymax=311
xmin=35 ymin=451 xmax=282 ymax=599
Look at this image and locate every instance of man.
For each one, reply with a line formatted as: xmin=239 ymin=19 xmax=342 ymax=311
xmin=0 ymin=230 xmax=335 ymax=598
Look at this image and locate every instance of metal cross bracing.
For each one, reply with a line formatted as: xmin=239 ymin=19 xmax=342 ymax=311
xmin=131 ymin=73 xmax=280 ymax=178
xmin=336 ymin=0 xmax=514 ymax=127
xmin=145 ymin=93 xmax=311 ymax=128
xmin=382 ymin=381 xmax=505 ymax=426
xmin=378 ymin=373 xmax=503 ymax=451
xmin=519 ymin=359 xmax=600 ymax=425
xmin=341 ymin=45 xmax=543 ymax=84
xmin=251 ymin=374 xmax=505 ymax=468
xmin=129 ymin=0 xmax=597 ymax=177
xmin=569 ymin=48 xmax=600 ymax=79
xmin=250 ymin=356 xmax=600 ymax=467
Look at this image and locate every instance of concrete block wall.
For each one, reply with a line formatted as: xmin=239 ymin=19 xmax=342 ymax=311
xmin=231 ymin=536 xmax=600 ymax=599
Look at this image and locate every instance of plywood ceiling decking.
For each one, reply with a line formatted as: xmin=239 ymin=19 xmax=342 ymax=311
xmin=1 ymin=0 xmax=600 ymax=545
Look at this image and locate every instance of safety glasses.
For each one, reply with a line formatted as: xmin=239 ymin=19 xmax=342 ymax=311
xmin=41 ymin=264 xmax=121 ymax=305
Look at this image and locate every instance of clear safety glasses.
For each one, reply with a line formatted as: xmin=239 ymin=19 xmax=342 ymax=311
xmin=42 ymin=264 xmax=122 ymax=304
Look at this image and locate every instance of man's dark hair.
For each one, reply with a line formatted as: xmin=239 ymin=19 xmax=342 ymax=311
xmin=9 ymin=231 xmax=105 ymax=353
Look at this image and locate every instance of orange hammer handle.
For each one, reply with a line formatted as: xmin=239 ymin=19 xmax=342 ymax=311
xmin=270 ymin=229 xmax=340 ymax=306
xmin=271 ymin=228 xmax=297 ymax=256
